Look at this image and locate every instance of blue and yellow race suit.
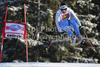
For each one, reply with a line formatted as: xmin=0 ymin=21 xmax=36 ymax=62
xmin=55 ymin=7 xmax=81 ymax=37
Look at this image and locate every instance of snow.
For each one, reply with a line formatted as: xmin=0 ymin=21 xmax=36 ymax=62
xmin=0 ymin=2 xmax=4 ymax=5
xmin=0 ymin=1 xmax=15 ymax=5
xmin=8 ymin=6 xmax=23 ymax=11
xmin=77 ymin=0 xmax=85 ymax=3
xmin=0 ymin=62 xmax=100 ymax=67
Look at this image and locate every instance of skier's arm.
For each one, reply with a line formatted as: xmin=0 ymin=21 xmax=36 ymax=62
xmin=69 ymin=8 xmax=81 ymax=26
xmin=55 ymin=12 xmax=63 ymax=33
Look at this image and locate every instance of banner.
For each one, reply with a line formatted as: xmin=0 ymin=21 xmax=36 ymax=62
xmin=0 ymin=4 xmax=28 ymax=63
xmin=2 ymin=22 xmax=27 ymax=39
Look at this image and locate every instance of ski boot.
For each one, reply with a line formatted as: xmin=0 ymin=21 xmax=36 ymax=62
xmin=71 ymin=35 xmax=76 ymax=46
xmin=77 ymin=34 xmax=83 ymax=44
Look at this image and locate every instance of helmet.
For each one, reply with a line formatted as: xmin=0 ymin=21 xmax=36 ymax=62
xmin=59 ymin=2 xmax=67 ymax=9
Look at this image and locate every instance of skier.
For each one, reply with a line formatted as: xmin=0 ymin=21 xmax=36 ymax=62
xmin=55 ymin=2 xmax=84 ymax=45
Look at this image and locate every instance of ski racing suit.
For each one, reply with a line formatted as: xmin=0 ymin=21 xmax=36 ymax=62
xmin=55 ymin=7 xmax=81 ymax=37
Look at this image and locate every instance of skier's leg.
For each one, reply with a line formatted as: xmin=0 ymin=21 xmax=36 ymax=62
xmin=65 ymin=26 xmax=73 ymax=37
xmin=72 ymin=22 xmax=80 ymax=35
xmin=65 ymin=26 xmax=76 ymax=46
xmin=72 ymin=22 xmax=83 ymax=44
xmin=61 ymin=20 xmax=76 ymax=45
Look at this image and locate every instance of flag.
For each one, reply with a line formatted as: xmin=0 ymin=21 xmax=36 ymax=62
xmin=2 ymin=22 xmax=27 ymax=39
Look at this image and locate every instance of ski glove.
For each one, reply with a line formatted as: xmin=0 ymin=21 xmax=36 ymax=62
xmin=61 ymin=32 xmax=67 ymax=37
xmin=79 ymin=26 xmax=85 ymax=34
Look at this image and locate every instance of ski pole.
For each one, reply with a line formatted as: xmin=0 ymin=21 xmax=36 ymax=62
xmin=80 ymin=27 xmax=96 ymax=52
xmin=84 ymin=31 xmax=96 ymax=52
xmin=46 ymin=33 xmax=67 ymax=50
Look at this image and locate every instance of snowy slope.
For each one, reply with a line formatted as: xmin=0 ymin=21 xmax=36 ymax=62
xmin=0 ymin=62 xmax=100 ymax=67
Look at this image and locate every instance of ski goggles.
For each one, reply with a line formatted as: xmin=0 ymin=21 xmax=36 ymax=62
xmin=60 ymin=8 xmax=67 ymax=12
